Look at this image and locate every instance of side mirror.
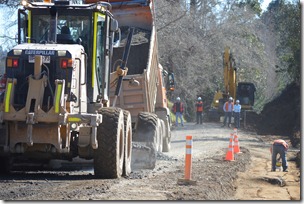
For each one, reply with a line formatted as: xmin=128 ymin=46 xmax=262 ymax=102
xmin=110 ymin=19 xmax=119 ymax=32
xmin=167 ymin=72 xmax=175 ymax=92
xmin=110 ymin=18 xmax=120 ymax=47
xmin=113 ymin=28 xmax=121 ymax=48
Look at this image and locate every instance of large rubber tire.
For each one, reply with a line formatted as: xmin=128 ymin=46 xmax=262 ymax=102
xmin=162 ymin=117 xmax=171 ymax=152
xmin=122 ymin=110 xmax=132 ymax=177
xmin=155 ymin=119 xmax=162 ymax=152
xmin=133 ymin=112 xmax=158 ymax=169
xmin=158 ymin=120 xmax=164 ymax=153
xmin=0 ymin=156 xmax=12 ymax=175
xmin=0 ymin=123 xmax=12 ymax=175
xmin=155 ymin=108 xmax=171 ymax=152
xmin=133 ymin=112 xmax=158 ymax=143
xmin=94 ymin=107 xmax=124 ymax=179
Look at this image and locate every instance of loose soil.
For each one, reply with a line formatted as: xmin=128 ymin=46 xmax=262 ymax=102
xmin=256 ymin=82 xmax=301 ymax=149
xmin=0 ymin=122 xmax=300 ymax=201
xmin=111 ymin=26 xmax=151 ymax=75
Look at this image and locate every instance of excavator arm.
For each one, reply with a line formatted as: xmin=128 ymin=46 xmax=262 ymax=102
xmin=223 ymin=46 xmax=237 ymax=101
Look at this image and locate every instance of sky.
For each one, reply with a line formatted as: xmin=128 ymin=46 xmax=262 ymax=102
xmin=261 ymin=0 xmax=272 ymax=11
xmin=0 ymin=0 xmax=297 ymax=52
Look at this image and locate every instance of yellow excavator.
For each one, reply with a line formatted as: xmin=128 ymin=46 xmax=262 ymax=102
xmin=208 ymin=46 xmax=256 ymax=122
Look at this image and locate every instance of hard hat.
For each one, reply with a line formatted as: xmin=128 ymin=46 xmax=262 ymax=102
xmin=229 ymin=97 xmax=233 ymax=101
xmin=198 ymin=97 xmax=202 ymax=100
xmin=236 ymin=100 xmax=240 ymax=103
xmin=176 ymin=97 xmax=180 ymax=101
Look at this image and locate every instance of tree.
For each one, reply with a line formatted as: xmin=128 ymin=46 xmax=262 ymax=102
xmin=0 ymin=4 xmax=19 ymax=73
xmin=262 ymin=0 xmax=301 ymax=85
xmin=155 ymin=0 xmax=281 ymax=119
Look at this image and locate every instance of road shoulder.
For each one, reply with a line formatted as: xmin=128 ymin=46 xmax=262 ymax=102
xmin=233 ymin=133 xmax=301 ymax=200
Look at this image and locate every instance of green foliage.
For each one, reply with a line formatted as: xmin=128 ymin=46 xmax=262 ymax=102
xmin=167 ymin=100 xmax=175 ymax=122
xmin=264 ymin=0 xmax=301 ymax=85
xmin=237 ymin=0 xmax=262 ymax=16
xmin=155 ymin=0 xmax=286 ymax=120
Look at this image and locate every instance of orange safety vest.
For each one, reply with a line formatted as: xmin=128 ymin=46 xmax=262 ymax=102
xmin=173 ymin=102 xmax=184 ymax=113
xmin=196 ymin=101 xmax=203 ymax=112
xmin=224 ymin=102 xmax=233 ymax=112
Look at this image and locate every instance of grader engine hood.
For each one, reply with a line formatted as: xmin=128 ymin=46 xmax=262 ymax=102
xmin=2 ymin=43 xmax=84 ymax=116
xmin=0 ymin=43 xmax=93 ymax=152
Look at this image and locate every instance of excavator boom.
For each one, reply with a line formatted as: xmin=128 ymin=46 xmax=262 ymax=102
xmin=207 ymin=46 xmax=256 ymax=122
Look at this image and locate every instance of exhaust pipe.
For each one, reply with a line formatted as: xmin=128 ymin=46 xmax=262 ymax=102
xmin=48 ymin=6 xmax=58 ymax=43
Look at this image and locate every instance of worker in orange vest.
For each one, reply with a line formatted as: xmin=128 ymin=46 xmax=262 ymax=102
xmin=195 ymin=97 xmax=203 ymax=124
xmin=172 ymin=97 xmax=184 ymax=127
xmin=222 ymin=97 xmax=234 ymax=128
xmin=270 ymin=139 xmax=289 ymax=172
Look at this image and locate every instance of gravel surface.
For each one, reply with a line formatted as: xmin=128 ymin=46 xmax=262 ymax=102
xmin=0 ymin=122 xmax=300 ymax=201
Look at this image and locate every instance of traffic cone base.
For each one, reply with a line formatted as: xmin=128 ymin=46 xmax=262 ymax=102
xmin=177 ymin=178 xmax=197 ymax=185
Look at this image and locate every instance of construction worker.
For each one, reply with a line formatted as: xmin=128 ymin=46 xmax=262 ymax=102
xmin=195 ymin=97 xmax=203 ymax=124
xmin=222 ymin=97 xmax=234 ymax=127
xmin=233 ymin=99 xmax=241 ymax=128
xmin=270 ymin=139 xmax=289 ymax=172
xmin=172 ymin=97 xmax=184 ymax=127
xmin=57 ymin=25 xmax=75 ymax=44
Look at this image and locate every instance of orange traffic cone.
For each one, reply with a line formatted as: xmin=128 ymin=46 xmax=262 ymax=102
xmin=225 ymin=133 xmax=234 ymax=161
xmin=233 ymin=133 xmax=241 ymax=154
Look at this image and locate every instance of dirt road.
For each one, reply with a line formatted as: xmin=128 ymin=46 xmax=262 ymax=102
xmin=0 ymin=122 xmax=301 ymax=201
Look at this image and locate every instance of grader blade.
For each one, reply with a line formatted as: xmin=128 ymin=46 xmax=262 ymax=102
xmin=131 ymin=142 xmax=156 ymax=170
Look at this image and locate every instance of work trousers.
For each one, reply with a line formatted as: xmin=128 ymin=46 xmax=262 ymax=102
xmin=196 ymin=112 xmax=203 ymax=124
xmin=234 ymin=112 xmax=240 ymax=128
xmin=272 ymin=144 xmax=288 ymax=171
xmin=223 ymin=112 xmax=232 ymax=126
xmin=175 ymin=112 xmax=184 ymax=126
